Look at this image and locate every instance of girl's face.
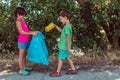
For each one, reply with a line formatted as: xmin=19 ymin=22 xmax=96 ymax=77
xmin=17 ymin=14 xmax=25 ymax=19
xmin=59 ymin=16 xmax=67 ymax=25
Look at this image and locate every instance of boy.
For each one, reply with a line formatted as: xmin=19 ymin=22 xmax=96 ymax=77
xmin=50 ymin=10 xmax=77 ymax=77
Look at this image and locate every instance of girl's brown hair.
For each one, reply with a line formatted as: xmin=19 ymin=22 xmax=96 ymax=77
xmin=14 ymin=7 xmax=27 ymax=17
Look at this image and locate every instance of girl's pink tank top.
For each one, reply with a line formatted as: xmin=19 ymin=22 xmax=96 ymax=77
xmin=16 ymin=19 xmax=30 ymax=42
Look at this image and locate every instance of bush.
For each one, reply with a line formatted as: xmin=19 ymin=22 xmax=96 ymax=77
xmin=0 ymin=0 xmax=120 ymax=57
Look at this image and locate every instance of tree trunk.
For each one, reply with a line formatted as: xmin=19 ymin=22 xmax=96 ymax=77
xmin=112 ymin=35 xmax=119 ymax=49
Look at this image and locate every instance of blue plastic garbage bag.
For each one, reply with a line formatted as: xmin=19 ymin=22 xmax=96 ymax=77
xmin=28 ymin=32 xmax=49 ymax=66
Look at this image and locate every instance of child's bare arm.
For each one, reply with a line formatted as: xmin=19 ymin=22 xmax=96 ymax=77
xmin=66 ymin=34 xmax=72 ymax=54
xmin=16 ymin=21 xmax=37 ymax=36
xmin=55 ymin=25 xmax=62 ymax=32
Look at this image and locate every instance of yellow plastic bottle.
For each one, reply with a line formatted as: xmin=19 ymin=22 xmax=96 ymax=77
xmin=45 ymin=23 xmax=55 ymax=32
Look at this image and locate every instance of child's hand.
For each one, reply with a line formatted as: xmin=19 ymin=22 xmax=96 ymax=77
xmin=55 ymin=24 xmax=58 ymax=27
xmin=54 ymin=24 xmax=62 ymax=32
xmin=31 ymin=31 xmax=37 ymax=36
xmin=68 ymin=49 xmax=73 ymax=55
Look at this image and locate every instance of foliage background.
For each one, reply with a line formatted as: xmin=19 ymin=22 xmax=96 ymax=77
xmin=0 ymin=0 xmax=120 ymax=57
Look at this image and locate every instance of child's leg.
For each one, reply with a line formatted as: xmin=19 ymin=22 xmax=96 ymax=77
xmin=19 ymin=48 xmax=26 ymax=70
xmin=23 ymin=50 xmax=27 ymax=67
xmin=50 ymin=58 xmax=63 ymax=77
xmin=18 ymin=42 xmax=30 ymax=75
xmin=66 ymin=58 xmax=76 ymax=70
xmin=23 ymin=50 xmax=33 ymax=71
xmin=57 ymin=58 xmax=63 ymax=73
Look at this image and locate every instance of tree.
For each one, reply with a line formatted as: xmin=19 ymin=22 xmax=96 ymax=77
xmin=0 ymin=0 xmax=120 ymax=57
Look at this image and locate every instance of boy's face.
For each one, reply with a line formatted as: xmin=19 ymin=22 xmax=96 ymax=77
xmin=59 ymin=16 xmax=67 ymax=25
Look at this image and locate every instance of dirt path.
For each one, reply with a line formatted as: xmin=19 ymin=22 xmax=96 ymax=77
xmin=1 ymin=69 xmax=120 ymax=80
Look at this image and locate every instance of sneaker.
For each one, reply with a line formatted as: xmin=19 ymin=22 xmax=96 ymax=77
xmin=66 ymin=69 xmax=78 ymax=74
xmin=19 ymin=69 xmax=30 ymax=75
xmin=50 ymin=71 xmax=61 ymax=77
xmin=24 ymin=66 xmax=33 ymax=71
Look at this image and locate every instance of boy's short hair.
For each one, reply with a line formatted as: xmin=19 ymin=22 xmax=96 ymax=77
xmin=59 ymin=10 xmax=71 ymax=19
xmin=14 ymin=7 xmax=27 ymax=17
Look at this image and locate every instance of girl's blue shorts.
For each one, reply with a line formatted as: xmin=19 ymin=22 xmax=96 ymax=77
xmin=18 ymin=42 xmax=29 ymax=50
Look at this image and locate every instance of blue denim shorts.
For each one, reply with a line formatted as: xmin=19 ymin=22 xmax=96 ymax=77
xmin=18 ymin=42 xmax=30 ymax=49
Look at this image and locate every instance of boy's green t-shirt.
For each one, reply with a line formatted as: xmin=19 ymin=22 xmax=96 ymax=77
xmin=58 ymin=23 xmax=72 ymax=50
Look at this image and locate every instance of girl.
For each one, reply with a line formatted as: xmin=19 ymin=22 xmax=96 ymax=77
xmin=14 ymin=7 xmax=37 ymax=75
